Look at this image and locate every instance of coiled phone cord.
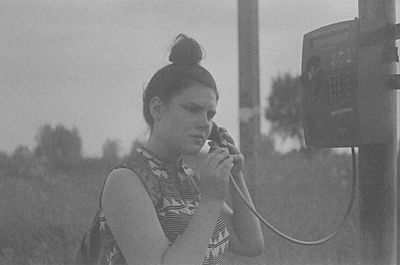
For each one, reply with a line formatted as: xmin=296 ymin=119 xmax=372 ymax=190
xmin=229 ymin=147 xmax=357 ymax=245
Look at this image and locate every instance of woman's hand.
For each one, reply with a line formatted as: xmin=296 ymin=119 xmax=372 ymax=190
xmin=218 ymin=127 xmax=244 ymax=176
xmin=197 ymin=147 xmax=234 ymax=202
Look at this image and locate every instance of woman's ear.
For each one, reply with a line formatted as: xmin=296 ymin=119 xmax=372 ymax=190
xmin=149 ymin=97 xmax=164 ymax=121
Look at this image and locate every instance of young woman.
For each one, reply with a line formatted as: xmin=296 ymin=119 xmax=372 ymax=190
xmin=100 ymin=34 xmax=264 ymax=265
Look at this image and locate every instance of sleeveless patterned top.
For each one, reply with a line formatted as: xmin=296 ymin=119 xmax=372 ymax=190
xmin=96 ymin=146 xmax=230 ymax=265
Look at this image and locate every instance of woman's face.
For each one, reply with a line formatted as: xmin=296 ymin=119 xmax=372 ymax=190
xmin=156 ymin=83 xmax=217 ymax=156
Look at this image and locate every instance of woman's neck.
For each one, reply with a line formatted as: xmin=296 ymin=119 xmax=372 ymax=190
xmin=145 ymin=135 xmax=181 ymax=171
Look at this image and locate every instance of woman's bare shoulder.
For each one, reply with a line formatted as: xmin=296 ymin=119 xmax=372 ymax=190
xmin=106 ymin=167 xmax=141 ymax=189
xmin=103 ymin=167 xmax=161 ymax=208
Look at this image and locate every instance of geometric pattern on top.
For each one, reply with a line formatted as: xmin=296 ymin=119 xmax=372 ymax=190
xmin=96 ymin=146 xmax=230 ymax=265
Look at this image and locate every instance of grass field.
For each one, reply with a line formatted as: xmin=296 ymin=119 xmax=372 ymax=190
xmin=0 ymin=145 xmax=360 ymax=265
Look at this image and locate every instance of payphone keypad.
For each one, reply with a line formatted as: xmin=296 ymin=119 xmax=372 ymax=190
xmin=328 ymin=69 xmax=354 ymax=104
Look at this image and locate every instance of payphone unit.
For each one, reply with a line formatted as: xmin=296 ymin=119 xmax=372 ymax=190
xmin=301 ymin=19 xmax=394 ymax=147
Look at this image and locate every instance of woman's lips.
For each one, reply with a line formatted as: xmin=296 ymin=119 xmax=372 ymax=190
xmin=190 ymin=134 xmax=205 ymax=139
xmin=190 ymin=135 xmax=206 ymax=143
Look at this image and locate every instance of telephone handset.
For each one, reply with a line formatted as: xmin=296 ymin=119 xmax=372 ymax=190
xmin=207 ymin=122 xmax=228 ymax=152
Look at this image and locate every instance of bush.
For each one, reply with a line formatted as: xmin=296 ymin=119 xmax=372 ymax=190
xmin=34 ymin=124 xmax=83 ymax=172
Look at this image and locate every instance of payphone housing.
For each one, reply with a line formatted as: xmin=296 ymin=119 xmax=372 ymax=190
xmin=301 ymin=19 xmax=393 ymax=147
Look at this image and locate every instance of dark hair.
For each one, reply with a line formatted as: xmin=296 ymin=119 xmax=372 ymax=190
xmin=143 ymin=34 xmax=219 ymax=128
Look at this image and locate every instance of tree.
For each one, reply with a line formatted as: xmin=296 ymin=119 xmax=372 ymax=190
xmin=0 ymin=151 xmax=10 ymax=172
xmin=265 ymin=73 xmax=304 ymax=149
xmin=12 ymin=145 xmax=32 ymax=167
xmin=102 ymin=139 xmax=121 ymax=168
xmin=13 ymin=145 xmax=32 ymax=160
xmin=9 ymin=145 xmax=33 ymax=177
xmin=34 ymin=124 xmax=82 ymax=170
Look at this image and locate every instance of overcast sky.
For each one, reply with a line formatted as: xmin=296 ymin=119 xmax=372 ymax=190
xmin=1 ymin=0 xmax=399 ymax=156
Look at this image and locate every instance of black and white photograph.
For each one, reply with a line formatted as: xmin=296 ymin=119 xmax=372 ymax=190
xmin=0 ymin=1 xmax=399 ymax=264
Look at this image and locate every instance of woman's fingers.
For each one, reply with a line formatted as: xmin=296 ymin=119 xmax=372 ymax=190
xmin=204 ymin=148 xmax=234 ymax=177
xmin=208 ymin=152 xmax=231 ymax=169
xmin=207 ymin=147 xmax=228 ymax=159
xmin=218 ymin=128 xmax=235 ymax=145
xmin=216 ymin=157 xmax=234 ymax=179
xmin=225 ymin=141 xmax=242 ymax=156
xmin=199 ymin=149 xmax=233 ymax=201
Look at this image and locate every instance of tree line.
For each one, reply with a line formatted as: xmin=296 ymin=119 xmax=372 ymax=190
xmin=0 ymin=123 xmax=144 ymax=176
xmin=1 ymin=72 xmax=363 ymax=176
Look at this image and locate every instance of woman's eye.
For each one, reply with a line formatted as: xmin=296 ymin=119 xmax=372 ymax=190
xmin=184 ymin=105 xmax=215 ymax=119
xmin=186 ymin=107 xmax=197 ymax=113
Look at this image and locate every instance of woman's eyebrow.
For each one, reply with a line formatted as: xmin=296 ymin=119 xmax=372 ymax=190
xmin=185 ymin=102 xmax=203 ymax=109
xmin=184 ymin=102 xmax=215 ymax=111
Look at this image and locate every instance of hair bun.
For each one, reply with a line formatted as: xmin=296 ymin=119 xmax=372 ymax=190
xmin=169 ymin=34 xmax=203 ymax=66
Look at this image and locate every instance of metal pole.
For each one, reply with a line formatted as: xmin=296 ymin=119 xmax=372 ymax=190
xmin=358 ymin=1 xmax=398 ymax=265
xmin=238 ymin=0 xmax=260 ymax=195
